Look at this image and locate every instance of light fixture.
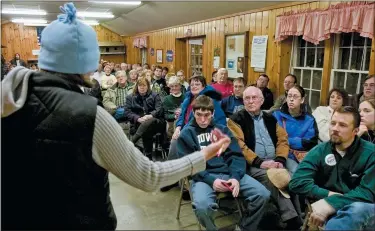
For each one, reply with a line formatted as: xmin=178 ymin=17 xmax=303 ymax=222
xmin=77 ymin=11 xmax=114 ymax=18
xmin=80 ymin=20 xmax=99 ymax=26
xmin=2 ymin=9 xmax=47 ymax=15
xmin=89 ymin=1 xmax=141 ymax=5
xmin=24 ymin=23 xmax=49 ymax=27
xmin=12 ymin=18 xmax=47 ymax=24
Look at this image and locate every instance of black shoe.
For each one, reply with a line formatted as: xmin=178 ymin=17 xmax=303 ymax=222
xmin=182 ymin=189 xmax=191 ymax=201
xmin=160 ymin=182 xmax=178 ymax=192
xmin=285 ymin=216 xmax=303 ymax=230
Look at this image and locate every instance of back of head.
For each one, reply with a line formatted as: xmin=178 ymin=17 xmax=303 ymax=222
xmin=38 ymin=3 xmax=99 ymax=75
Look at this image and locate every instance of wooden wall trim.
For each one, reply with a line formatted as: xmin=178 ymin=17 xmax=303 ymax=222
xmin=321 ymin=37 xmax=334 ymax=106
xmin=129 ymin=1 xmax=312 ymax=37
xmin=369 ymin=36 xmax=375 ymax=75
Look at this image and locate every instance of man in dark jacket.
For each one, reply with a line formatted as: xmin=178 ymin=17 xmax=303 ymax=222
xmin=289 ymin=106 xmax=375 ymax=230
xmin=256 ymin=74 xmax=274 ymax=110
xmin=177 ymin=95 xmax=270 ymax=231
xmin=228 ymin=86 xmax=302 ymax=229
xmin=221 ymin=77 xmax=245 ymax=117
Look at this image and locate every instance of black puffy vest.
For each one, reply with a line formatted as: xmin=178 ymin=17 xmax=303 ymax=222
xmin=1 ymin=72 xmax=116 ymax=230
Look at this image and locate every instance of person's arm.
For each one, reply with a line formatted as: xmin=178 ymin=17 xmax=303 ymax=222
xmin=289 ymin=145 xmax=330 ymax=199
xmin=227 ymin=118 xmax=262 ymax=167
xmin=213 ymin=100 xmax=227 ymax=126
xmin=324 ymin=154 xmax=375 ymax=211
xmin=270 ymin=95 xmax=283 ymax=112
xmin=92 ymin=106 xmax=207 ymax=192
xmin=102 ymin=90 xmax=117 ymax=115
xmin=222 ymin=127 xmax=246 ymax=182
xmin=176 ymin=98 xmax=188 ymax=127
xmin=124 ymin=95 xmax=140 ymax=123
xmin=288 ymin=118 xmax=319 ymax=150
xmin=149 ymin=94 xmax=163 ymax=118
xmin=274 ymin=124 xmax=289 ymax=165
xmin=162 ymin=97 xmax=175 ymax=121
xmin=313 ymin=107 xmax=330 ymax=142
xmin=221 ymin=97 xmax=229 ymax=117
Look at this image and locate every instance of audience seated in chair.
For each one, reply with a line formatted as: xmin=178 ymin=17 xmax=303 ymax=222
xmin=211 ymin=68 xmax=233 ymax=98
xmin=358 ymin=98 xmax=375 ymax=144
xmin=103 ymin=71 xmax=135 ymax=137
xmin=272 ymin=85 xmax=318 ymax=174
xmin=152 ymin=66 xmax=169 ymax=100
xmin=270 ymin=74 xmax=312 ymax=114
xmin=228 ymin=86 xmax=303 ymax=230
xmin=350 ymin=75 xmax=374 ymax=109
xmin=313 ymin=88 xmax=349 ymax=142
xmin=168 ymin=75 xmax=226 ymax=160
xmin=177 ymin=95 xmax=270 ymax=231
xmin=101 ymin=65 xmax=117 ymax=91
xmin=289 ymin=106 xmax=375 ymax=230
xmin=221 ymin=77 xmax=245 ymax=117
xmin=124 ymin=77 xmax=165 ymax=160
xmin=256 ymin=74 xmax=274 ymax=110
xmin=162 ymin=76 xmax=185 ymax=140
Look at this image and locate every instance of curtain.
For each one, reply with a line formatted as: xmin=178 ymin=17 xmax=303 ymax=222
xmin=275 ymin=1 xmax=375 ymax=45
xmin=133 ymin=36 xmax=148 ymax=48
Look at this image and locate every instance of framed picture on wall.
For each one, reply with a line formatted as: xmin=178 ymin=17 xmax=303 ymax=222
xmin=224 ymin=32 xmax=249 ymax=79
xmin=156 ymin=49 xmax=163 ymax=63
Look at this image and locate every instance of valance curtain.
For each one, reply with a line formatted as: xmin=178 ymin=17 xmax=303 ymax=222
xmin=275 ymin=1 xmax=375 ymax=45
xmin=133 ymin=36 xmax=148 ymax=48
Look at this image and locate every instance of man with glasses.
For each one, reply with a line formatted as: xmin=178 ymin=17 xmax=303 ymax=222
xmin=351 ymin=75 xmax=375 ymax=109
xmin=256 ymin=74 xmax=274 ymax=110
xmin=228 ymin=86 xmax=303 ymax=229
xmin=290 ymin=106 xmax=375 ymax=230
xmin=177 ymin=95 xmax=270 ymax=231
xmin=221 ymin=77 xmax=245 ymax=117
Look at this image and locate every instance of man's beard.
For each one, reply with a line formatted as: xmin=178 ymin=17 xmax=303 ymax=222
xmin=330 ymin=134 xmax=342 ymax=145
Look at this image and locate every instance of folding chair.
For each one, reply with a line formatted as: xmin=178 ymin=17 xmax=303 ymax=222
xmin=176 ymin=177 xmax=244 ymax=230
xmin=301 ymin=198 xmax=323 ymax=231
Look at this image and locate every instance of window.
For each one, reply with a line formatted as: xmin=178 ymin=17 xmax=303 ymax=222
xmin=141 ymin=48 xmax=147 ymax=65
xmin=189 ymin=39 xmax=203 ymax=75
xmin=291 ymin=36 xmax=325 ymax=110
xmin=331 ymin=33 xmax=372 ymax=95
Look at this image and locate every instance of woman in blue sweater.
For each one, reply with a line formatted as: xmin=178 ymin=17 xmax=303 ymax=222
xmin=272 ymin=85 xmax=318 ymax=174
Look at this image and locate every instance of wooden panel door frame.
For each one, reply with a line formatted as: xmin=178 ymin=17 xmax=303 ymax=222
xmin=185 ymin=35 xmax=206 ymax=78
xmin=175 ymin=38 xmax=187 ymax=75
xmin=223 ymin=31 xmax=250 ymax=82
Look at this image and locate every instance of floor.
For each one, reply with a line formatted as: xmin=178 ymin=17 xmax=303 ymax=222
xmin=109 ymin=173 xmax=236 ymax=230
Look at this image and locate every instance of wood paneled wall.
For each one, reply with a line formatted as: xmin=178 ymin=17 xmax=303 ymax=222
xmin=1 ymin=23 xmax=125 ymax=64
xmin=124 ymin=1 xmax=374 ymax=102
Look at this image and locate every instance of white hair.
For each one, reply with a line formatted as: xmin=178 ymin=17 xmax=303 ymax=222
xmin=168 ymin=76 xmax=181 ymax=86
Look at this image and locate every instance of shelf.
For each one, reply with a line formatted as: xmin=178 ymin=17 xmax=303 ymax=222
xmin=100 ymin=52 xmax=125 ymax=55
xmin=98 ymin=41 xmax=124 ymax=47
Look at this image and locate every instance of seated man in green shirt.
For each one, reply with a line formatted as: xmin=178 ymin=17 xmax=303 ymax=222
xmin=289 ymin=106 xmax=375 ymax=230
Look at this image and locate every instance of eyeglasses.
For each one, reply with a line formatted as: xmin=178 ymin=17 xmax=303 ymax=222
xmin=244 ymin=96 xmax=263 ymax=101
xmin=287 ymin=94 xmax=301 ymax=100
xmin=190 ymin=83 xmax=202 ymax=87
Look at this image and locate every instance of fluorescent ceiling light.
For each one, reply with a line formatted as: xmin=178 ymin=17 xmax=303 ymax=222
xmin=80 ymin=20 xmax=99 ymax=26
xmin=89 ymin=1 xmax=141 ymax=5
xmin=24 ymin=23 xmax=49 ymax=27
xmin=2 ymin=9 xmax=47 ymax=15
xmin=12 ymin=18 xmax=47 ymax=24
xmin=77 ymin=11 xmax=114 ymax=18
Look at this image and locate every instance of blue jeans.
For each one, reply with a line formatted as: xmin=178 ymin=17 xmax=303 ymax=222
xmin=191 ymin=173 xmax=271 ymax=231
xmin=286 ymin=158 xmax=299 ymax=176
xmin=325 ymin=202 xmax=375 ymax=230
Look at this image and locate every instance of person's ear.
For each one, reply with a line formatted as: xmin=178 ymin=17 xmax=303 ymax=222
xmin=353 ymin=127 xmax=360 ymax=135
xmin=301 ymin=97 xmax=305 ymax=104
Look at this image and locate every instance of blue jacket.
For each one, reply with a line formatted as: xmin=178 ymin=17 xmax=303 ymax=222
xmin=272 ymin=103 xmax=318 ymax=151
xmin=177 ymin=120 xmax=246 ymax=186
xmin=221 ymin=95 xmax=244 ymax=117
xmin=176 ymin=85 xmax=226 ymax=128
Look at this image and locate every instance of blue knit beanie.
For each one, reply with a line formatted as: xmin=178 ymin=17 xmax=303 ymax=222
xmin=38 ymin=2 xmax=99 ymax=74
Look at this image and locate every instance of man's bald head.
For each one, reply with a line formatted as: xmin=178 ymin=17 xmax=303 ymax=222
xmin=217 ymin=68 xmax=228 ymax=84
xmin=243 ymin=86 xmax=264 ymax=114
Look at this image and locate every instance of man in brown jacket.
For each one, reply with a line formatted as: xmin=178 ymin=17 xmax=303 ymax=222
xmin=228 ymin=86 xmax=302 ymax=230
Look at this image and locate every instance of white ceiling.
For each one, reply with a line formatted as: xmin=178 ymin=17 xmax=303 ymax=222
xmin=1 ymin=1 xmax=286 ymax=36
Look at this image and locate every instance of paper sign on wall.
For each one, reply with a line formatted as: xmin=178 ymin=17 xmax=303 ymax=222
xmin=251 ymin=35 xmax=268 ymax=68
